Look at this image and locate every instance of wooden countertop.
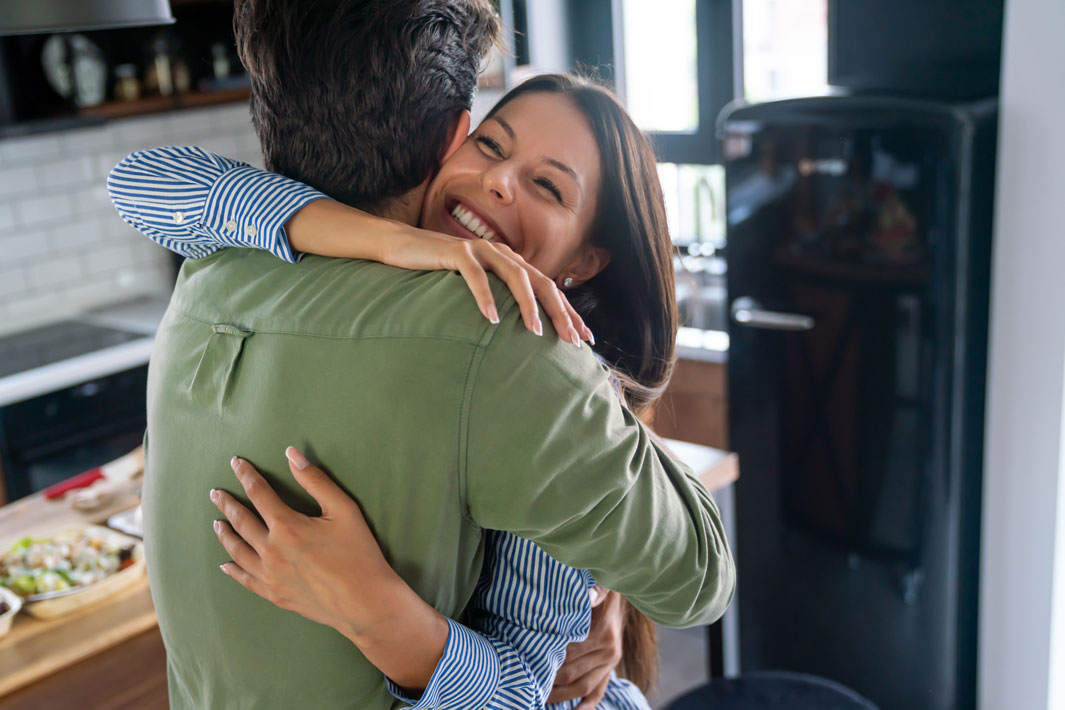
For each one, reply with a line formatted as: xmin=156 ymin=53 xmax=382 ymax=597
xmin=0 ymin=491 xmax=153 ymax=698
xmin=0 ymin=440 xmax=735 ymax=699
xmin=664 ymin=438 xmax=739 ymax=493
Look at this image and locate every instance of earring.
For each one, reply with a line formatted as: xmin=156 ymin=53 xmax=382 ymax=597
xmin=563 ymin=277 xmax=574 ymax=288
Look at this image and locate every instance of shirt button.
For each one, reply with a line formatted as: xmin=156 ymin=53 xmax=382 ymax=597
xmin=172 ymin=211 xmax=186 ymax=225
xmin=224 ymin=219 xmax=237 ymax=233
xmin=245 ymin=224 xmax=259 ymax=238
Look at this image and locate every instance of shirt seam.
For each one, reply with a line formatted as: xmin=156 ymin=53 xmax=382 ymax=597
xmin=457 ymin=297 xmax=522 ymax=528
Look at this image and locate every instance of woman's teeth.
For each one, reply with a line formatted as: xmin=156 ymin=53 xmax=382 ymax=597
xmin=451 ymin=204 xmax=496 ymax=241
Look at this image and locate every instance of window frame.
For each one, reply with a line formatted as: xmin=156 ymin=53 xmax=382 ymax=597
xmin=610 ymin=0 xmax=739 ymax=166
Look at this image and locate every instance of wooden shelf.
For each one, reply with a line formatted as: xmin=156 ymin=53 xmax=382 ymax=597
xmin=79 ymin=86 xmax=250 ymax=120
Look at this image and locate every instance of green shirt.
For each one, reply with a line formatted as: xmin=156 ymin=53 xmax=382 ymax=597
xmin=143 ymin=249 xmax=733 ymax=709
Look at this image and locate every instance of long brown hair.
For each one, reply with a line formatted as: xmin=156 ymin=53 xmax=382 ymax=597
xmin=487 ymin=74 xmax=678 ymax=692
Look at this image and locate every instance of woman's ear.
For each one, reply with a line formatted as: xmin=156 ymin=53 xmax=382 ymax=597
xmin=441 ymin=110 xmax=472 ymax=162
xmin=565 ymin=245 xmax=612 ymax=287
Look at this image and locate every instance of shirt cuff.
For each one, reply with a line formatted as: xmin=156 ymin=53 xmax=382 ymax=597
xmin=385 ymin=617 xmax=501 ymax=709
xmin=199 ymin=164 xmax=328 ymax=263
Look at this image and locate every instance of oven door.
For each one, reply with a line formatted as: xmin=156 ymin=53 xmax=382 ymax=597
xmin=0 ymin=365 xmax=148 ymax=502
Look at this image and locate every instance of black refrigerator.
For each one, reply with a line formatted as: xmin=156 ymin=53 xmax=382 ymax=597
xmin=719 ymin=95 xmax=997 ymax=710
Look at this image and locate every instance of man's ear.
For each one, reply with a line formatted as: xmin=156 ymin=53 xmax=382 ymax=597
xmin=441 ymin=110 xmax=472 ymax=163
xmin=564 ymin=245 xmax=612 ymax=287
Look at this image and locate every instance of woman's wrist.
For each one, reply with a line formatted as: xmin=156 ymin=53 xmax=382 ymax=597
xmin=285 ymin=199 xmax=407 ymax=262
xmin=343 ymin=575 xmax=450 ymax=691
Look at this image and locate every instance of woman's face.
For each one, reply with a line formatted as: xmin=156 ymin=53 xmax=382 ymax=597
xmin=420 ymin=92 xmax=604 ymax=280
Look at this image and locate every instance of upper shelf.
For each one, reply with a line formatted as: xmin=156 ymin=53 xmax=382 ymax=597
xmin=79 ymin=86 xmax=251 ymax=120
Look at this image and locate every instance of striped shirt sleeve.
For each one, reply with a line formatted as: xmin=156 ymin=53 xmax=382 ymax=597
xmin=106 ymin=145 xmax=327 ymax=262
xmin=385 ymin=532 xmax=597 ymax=710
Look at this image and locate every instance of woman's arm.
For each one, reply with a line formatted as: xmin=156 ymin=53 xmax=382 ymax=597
xmin=213 ymin=451 xmax=615 ymax=709
xmin=107 ymin=146 xmax=590 ymax=344
xmin=107 ymin=146 xmax=325 ymax=261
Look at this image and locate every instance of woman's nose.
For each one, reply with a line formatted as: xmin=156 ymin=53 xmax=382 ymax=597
xmin=482 ymin=166 xmax=515 ymax=204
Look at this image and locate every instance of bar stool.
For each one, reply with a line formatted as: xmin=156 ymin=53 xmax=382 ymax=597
xmin=663 ymin=670 xmax=878 ymax=710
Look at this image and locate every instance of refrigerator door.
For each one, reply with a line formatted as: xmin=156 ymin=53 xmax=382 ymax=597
xmin=723 ymin=98 xmax=969 ymax=709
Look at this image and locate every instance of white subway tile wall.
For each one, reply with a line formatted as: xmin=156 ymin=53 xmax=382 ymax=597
xmin=0 ymin=103 xmax=263 ymax=335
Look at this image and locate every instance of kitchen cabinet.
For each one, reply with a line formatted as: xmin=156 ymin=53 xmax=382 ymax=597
xmin=647 ymin=358 xmax=728 ymax=450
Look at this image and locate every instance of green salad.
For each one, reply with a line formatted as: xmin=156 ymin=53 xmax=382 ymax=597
xmin=0 ymin=530 xmax=135 ymax=598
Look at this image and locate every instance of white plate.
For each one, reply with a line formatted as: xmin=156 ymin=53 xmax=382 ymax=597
xmin=2 ymin=526 xmax=145 ymax=620
xmin=106 ymin=505 xmax=143 ymax=539
xmin=0 ymin=585 xmax=22 ymax=639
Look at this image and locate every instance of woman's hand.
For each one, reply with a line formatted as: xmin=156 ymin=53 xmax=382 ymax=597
xmin=547 ymin=586 xmax=626 ymax=709
xmin=210 ymin=447 xmax=448 ymax=690
xmin=286 ymin=199 xmax=593 ymax=346
xmin=380 ymin=228 xmax=592 ymax=348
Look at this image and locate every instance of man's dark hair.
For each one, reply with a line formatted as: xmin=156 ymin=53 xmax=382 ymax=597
xmin=234 ymin=0 xmax=500 ymax=213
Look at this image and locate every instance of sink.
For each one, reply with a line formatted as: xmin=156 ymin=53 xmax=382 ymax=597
xmin=676 ymin=272 xmax=728 ymax=332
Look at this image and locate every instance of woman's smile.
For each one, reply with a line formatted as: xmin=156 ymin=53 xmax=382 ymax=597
xmin=420 ymin=91 xmax=602 ymax=279
xmin=443 ymin=197 xmax=509 ymax=247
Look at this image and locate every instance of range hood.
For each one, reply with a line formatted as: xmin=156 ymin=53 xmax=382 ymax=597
xmin=0 ymin=0 xmax=174 ymax=36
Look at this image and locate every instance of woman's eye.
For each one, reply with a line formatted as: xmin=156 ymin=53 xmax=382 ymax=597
xmin=476 ymin=136 xmax=503 ymax=157
xmin=536 ymin=177 xmax=563 ymax=204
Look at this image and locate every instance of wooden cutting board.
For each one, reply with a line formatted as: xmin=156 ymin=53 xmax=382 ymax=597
xmin=0 ymin=575 xmax=156 ymax=697
xmin=0 ymin=453 xmax=153 ymax=698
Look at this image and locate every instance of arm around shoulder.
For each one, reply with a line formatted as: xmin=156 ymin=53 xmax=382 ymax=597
xmin=463 ymin=317 xmax=735 ymax=627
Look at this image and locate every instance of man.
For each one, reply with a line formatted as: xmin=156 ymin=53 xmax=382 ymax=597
xmin=118 ymin=1 xmax=732 ymax=707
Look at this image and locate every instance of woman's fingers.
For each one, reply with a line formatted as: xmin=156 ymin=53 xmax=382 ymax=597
xmin=479 ymin=245 xmax=542 ymax=336
xmin=230 ymin=457 xmax=291 ymax=528
xmin=284 ymin=446 xmax=358 ymax=519
xmin=210 ymin=488 xmax=269 ymax=551
xmin=563 ymin=297 xmax=594 ymax=345
xmin=219 ymin=561 xmax=274 ymax=604
xmin=213 ymin=519 xmax=263 ymax=574
xmin=528 ymin=271 xmax=583 ymax=347
xmin=573 ymin=672 xmax=612 ymax=710
xmin=554 ymin=646 xmax=615 ymax=685
xmin=548 ymin=659 xmax=612 ymax=703
xmin=452 ymin=252 xmax=500 ymax=324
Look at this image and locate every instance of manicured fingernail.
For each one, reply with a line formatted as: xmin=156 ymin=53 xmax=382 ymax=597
xmin=286 ymin=446 xmax=310 ymax=470
xmin=533 ymin=319 xmax=543 ymax=336
xmin=569 ymin=327 xmax=581 ymax=347
xmin=588 ymin=330 xmax=596 ymax=346
xmin=486 ymin=305 xmax=500 ymax=324
xmin=209 ymin=488 xmax=219 ymax=503
xmin=230 ymin=456 xmax=240 ymax=472
xmin=219 ymin=564 xmax=229 ymax=575
xmin=213 ymin=520 xmax=222 ymax=534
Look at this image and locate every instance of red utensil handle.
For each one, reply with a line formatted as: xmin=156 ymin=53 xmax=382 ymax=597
xmin=42 ymin=468 xmax=104 ymax=500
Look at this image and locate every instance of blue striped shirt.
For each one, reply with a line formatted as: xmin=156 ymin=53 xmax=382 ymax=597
xmin=107 ymin=146 xmax=651 ymax=710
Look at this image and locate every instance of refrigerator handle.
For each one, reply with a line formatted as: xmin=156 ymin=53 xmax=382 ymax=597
xmin=731 ymin=297 xmax=815 ymax=331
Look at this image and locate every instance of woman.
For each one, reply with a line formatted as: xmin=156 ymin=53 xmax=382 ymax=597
xmin=109 ymin=75 xmax=717 ymax=709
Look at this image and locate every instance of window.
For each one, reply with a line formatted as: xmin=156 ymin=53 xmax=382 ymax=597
xmin=742 ymin=0 xmax=828 ymax=101
xmin=613 ymin=0 xmax=736 ymax=165
xmin=620 ymin=0 xmax=700 ymax=133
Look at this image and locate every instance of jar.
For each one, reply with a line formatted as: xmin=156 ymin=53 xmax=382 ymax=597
xmin=114 ymin=64 xmax=140 ymax=101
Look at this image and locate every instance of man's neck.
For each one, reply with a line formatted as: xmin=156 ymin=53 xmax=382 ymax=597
xmin=374 ymin=184 xmax=427 ymax=227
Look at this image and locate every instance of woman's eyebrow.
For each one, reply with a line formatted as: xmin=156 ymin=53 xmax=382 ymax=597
xmin=490 ymin=115 xmax=582 ymax=194
xmin=488 ymin=116 xmax=515 ymax=139
xmin=543 ymin=157 xmax=579 ymax=185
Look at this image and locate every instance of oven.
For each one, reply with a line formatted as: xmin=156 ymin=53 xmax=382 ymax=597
xmin=0 ymin=320 xmax=151 ymax=503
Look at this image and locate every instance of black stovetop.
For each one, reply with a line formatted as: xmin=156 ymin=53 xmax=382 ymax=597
xmin=0 ymin=321 xmax=145 ymax=379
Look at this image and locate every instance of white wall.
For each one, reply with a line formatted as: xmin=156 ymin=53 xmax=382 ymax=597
xmin=0 ymin=102 xmax=263 ymax=335
xmin=979 ymin=0 xmax=1065 ymax=707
